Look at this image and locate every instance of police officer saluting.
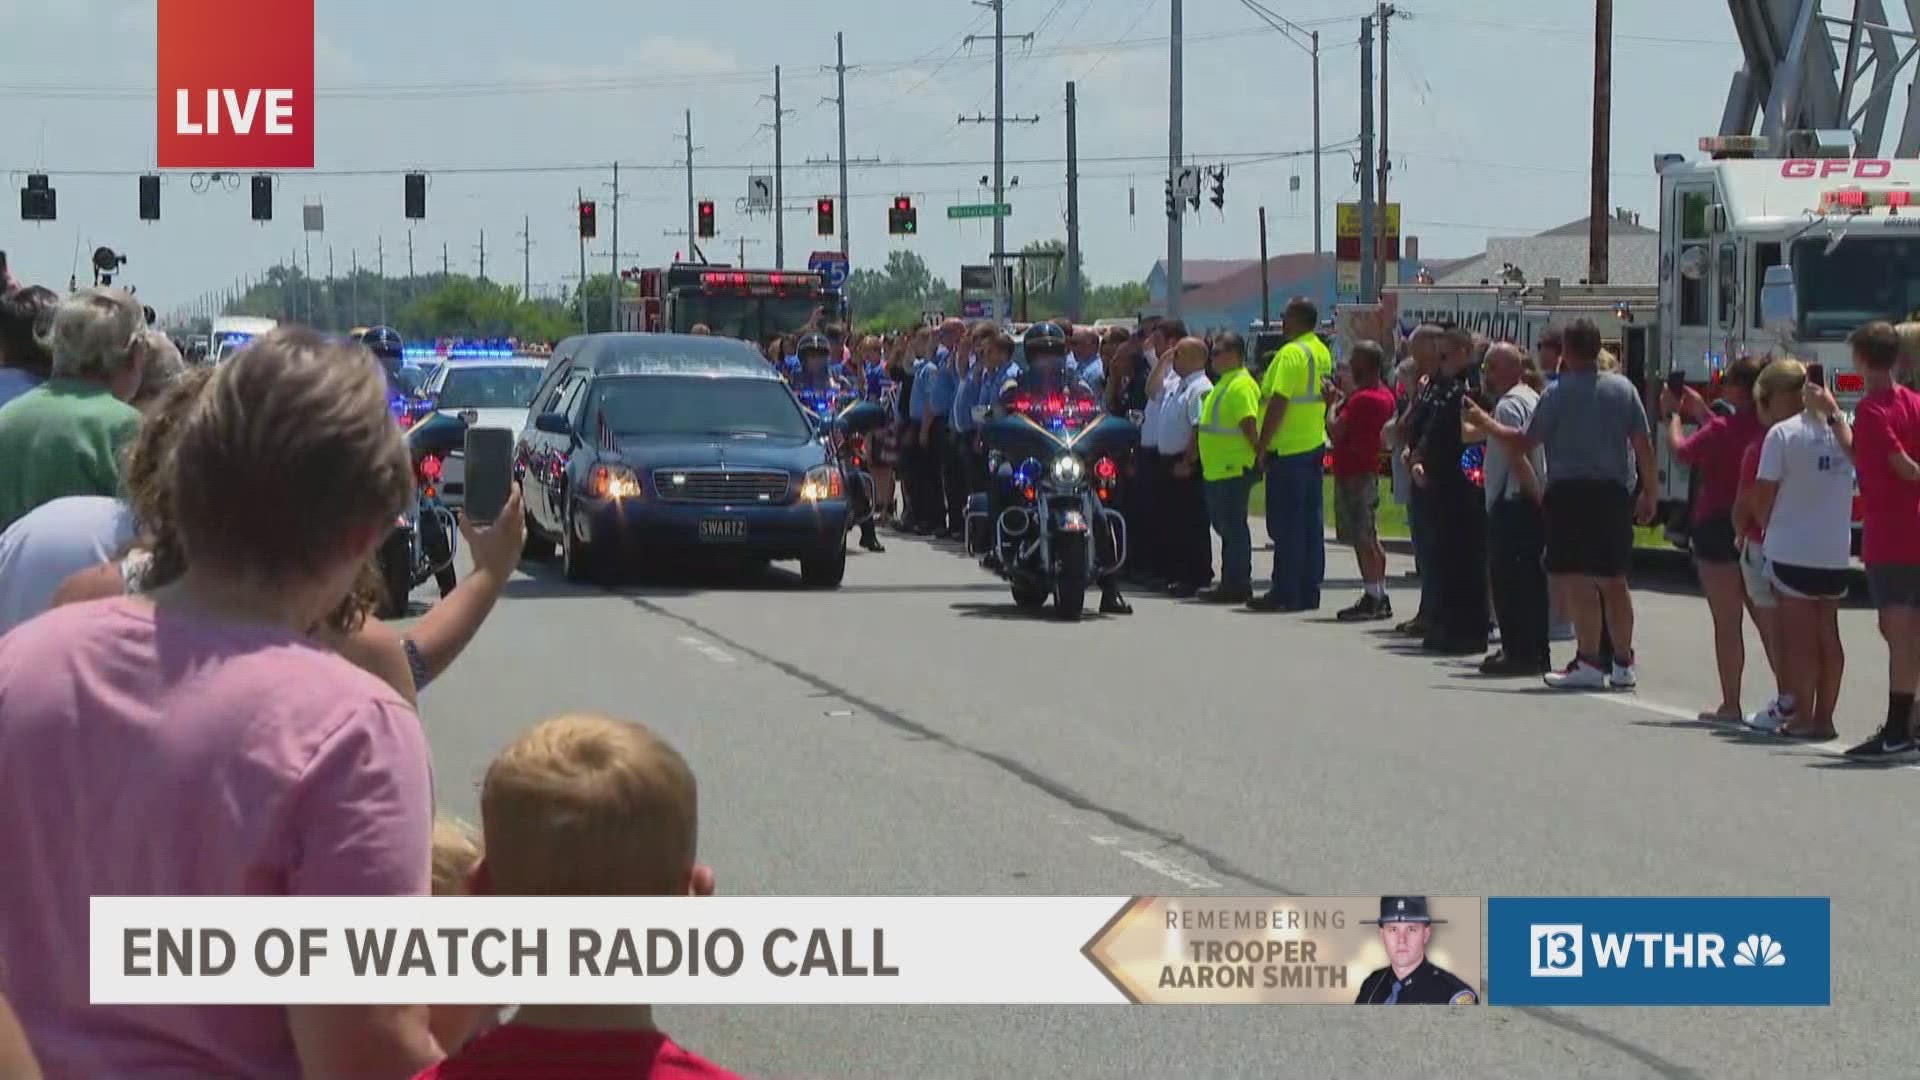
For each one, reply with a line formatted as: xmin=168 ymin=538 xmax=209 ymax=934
xmin=1355 ymin=897 xmax=1478 ymax=1004
xmin=793 ymin=332 xmax=884 ymax=553
xmin=995 ymin=322 xmax=1132 ymax=615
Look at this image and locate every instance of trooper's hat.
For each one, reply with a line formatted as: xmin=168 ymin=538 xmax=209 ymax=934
xmin=795 ymin=332 xmax=832 ymax=356
xmin=1362 ymin=896 xmax=1446 ymax=925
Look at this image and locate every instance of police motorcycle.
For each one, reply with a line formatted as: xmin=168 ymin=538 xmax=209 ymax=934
xmin=360 ymin=327 xmax=460 ymax=618
xmin=791 ymin=334 xmax=888 ymax=553
xmin=966 ymin=324 xmax=1136 ymax=620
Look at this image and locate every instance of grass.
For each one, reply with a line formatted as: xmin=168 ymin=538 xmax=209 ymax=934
xmin=1247 ymin=475 xmax=1670 ymax=549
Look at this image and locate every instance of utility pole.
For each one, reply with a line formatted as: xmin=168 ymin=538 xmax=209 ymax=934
xmin=376 ymin=236 xmax=386 ymax=326
xmin=611 ymin=160 xmax=621 ymax=326
xmin=519 ymin=214 xmax=532 ymax=299
xmin=351 ymin=249 xmax=360 ymax=323
xmin=442 ymin=242 xmax=449 ymax=277
xmin=406 ymin=230 xmax=415 ymax=279
xmin=1377 ymin=4 xmax=1395 ymax=293
xmin=1358 ymin=13 xmax=1377 ymax=303
xmin=1238 ymin=4 xmax=1322 ymax=263
xmin=762 ymin=67 xmax=793 ymax=266
xmin=1258 ymin=206 xmax=1272 ymax=324
xmin=577 ymin=187 xmax=590 ymax=333
xmin=961 ymin=1 xmax=1038 ymax=323
xmin=1167 ymin=0 xmax=1185 ymax=319
xmin=677 ymin=115 xmax=704 ymax=261
xmin=833 ymin=35 xmax=851 ymax=259
xmin=1590 ymin=0 xmax=1613 ymax=284
xmin=1065 ymin=80 xmax=1082 ymax=322
xmin=477 ymin=230 xmax=487 ymax=282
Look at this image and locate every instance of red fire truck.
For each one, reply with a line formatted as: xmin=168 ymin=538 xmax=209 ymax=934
xmin=621 ymin=263 xmax=846 ymax=340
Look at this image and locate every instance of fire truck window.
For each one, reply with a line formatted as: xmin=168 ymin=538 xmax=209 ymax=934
xmin=1716 ymin=243 xmax=1738 ymax=327
xmin=1680 ymin=191 xmax=1709 ymax=240
xmin=1677 ymin=191 xmax=1711 ymax=326
xmin=1752 ymin=243 xmax=1782 ymax=328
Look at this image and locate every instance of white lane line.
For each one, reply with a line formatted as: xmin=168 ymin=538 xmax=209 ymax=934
xmin=1115 ymin=848 xmax=1224 ymax=890
xmin=675 ymin=636 xmax=736 ymax=665
xmin=1588 ymin=690 xmax=1920 ymax=770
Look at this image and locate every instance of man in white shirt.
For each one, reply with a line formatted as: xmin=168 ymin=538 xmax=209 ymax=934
xmin=1157 ymin=338 xmax=1215 ymax=596
xmin=0 ymin=495 xmax=136 ymax=636
xmin=1479 ymin=344 xmax=1551 ymax=675
xmin=1069 ymin=328 xmax=1105 ymax=397
xmin=1133 ymin=319 xmax=1188 ymax=586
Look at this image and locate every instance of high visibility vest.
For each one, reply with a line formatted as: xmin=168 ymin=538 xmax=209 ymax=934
xmin=1197 ymin=367 xmax=1262 ymax=480
xmin=1262 ymin=332 xmax=1334 ymax=457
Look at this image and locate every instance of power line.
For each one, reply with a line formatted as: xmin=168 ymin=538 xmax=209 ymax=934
xmin=1405 ymin=10 xmax=1737 ymax=47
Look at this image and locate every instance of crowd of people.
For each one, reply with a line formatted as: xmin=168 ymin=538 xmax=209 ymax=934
xmin=2 ymin=262 xmax=1918 ymax=1077
xmin=0 ymin=275 xmax=741 ymax=1078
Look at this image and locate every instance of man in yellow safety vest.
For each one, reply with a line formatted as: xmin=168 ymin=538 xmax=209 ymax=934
xmin=1195 ymin=332 xmax=1264 ymax=603
xmin=1248 ymin=298 xmax=1334 ymax=612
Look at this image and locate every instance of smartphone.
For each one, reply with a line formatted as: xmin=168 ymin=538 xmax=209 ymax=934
xmin=1806 ymin=363 xmax=1826 ymax=386
xmin=1666 ymin=370 xmax=1688 ymax=391
xmin=462 ymin=426 xmax=516 ymax=524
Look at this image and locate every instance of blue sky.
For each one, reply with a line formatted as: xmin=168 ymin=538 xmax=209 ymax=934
xmin=0 ymin=0 xmax=1749 ymax=313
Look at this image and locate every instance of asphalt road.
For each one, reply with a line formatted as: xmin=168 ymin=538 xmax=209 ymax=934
xmin=408 ymin=527 xmax=1917 ymax=1080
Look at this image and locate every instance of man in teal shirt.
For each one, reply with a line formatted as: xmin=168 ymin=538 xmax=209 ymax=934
xmin=0 ymin=288 xmax=147 ymax=530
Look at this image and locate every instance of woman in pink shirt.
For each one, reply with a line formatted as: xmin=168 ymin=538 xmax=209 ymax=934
xmin=0 ymin=328 xmax=442 ymax=1079
xmin=1663 ymin=356 xmax=1775 ymax=723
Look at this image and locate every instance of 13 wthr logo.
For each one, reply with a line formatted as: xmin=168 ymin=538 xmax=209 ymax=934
xmin=1487 ymin=898 xmax=1828 ymax=1006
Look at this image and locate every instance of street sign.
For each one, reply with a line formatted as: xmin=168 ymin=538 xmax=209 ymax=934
xmin=1335 ymin=202 xmax=1402 ymax=262
xmin=1174 ymin=168 xmax=1201 ymax=200
xmin=747 ymin=175 xmax=773 ymax=211
xmin=807 ymin=250 xmax=849 ymax=290
xmin=947 ymin=203 xmax=1013 ymax=220
xmin=961 ymin=298 xmax=996 ymax=320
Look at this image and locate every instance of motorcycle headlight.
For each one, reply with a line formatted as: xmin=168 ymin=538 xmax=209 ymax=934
xmin=1049 ymin=453 xmax=1086 ymax=485
xmin=801 ymin=464 xmax=844 ymax=501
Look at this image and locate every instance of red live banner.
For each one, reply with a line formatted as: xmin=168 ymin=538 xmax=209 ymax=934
xmin=157 ymin=0 xmax=315 ymax=169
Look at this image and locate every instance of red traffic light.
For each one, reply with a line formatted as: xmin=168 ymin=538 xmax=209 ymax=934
xmin=894 ymin=196 xmax=911 ymax=211
xmin=817 ymin=198 xmax=834 ymax=213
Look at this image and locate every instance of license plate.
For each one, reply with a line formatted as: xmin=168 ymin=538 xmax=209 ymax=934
xmin=699 ymin=518 xmax=747 ymax=541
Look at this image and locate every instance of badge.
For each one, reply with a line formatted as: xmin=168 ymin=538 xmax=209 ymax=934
xmin=1450 ymin=989 xmax=1478 ymax=1005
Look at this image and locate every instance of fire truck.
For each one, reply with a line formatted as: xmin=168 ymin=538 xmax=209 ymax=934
xmin=1644 ymin=131 xmax=1920 ymax=546
xmin=619 ymin=263 xmax=845 ymax=341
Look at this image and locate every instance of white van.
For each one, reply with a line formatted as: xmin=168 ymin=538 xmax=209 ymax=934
xmin=209 ymin=316 xmax=277 ymax=364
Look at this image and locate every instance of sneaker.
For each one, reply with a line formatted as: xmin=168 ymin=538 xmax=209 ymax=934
xmin=1608 ymin=661 xmax=1638 ymax=690
xmin=1370 ymin=597 xmax=1394 ymax=621
xmin=1337 ymin=596 xmax=1381 ymax=622
xmin=1742 ymin=699 xmax=1790 ymax=734
xmin=1544 ymin=658 xmax=1609 ymax=690
xmin=1843 ymin=728 xmax=1920 ymax=762
xmin=1394 ymin=617 xmax=1429 ymax=637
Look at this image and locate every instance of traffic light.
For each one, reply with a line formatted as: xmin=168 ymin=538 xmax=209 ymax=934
xmin=21 ymin=174 xmax=55 ymax=222
xmin=1164 ymin=176 xmax=1177 ymax=220
xmin=697 ymin=200 xmax=716 ymax=238
xmin=250 ymin=174 xmax=272 ymax=221
xmin=888 ymin=196 xmax=918 ymax=235
xmin=578 ymin=199 xmax=597 ymax=239
xmin=139 ymin=174 xmax=160 ymax=221
xmin=1210 ymin=167 xmax=1226 ymax=210
xmin=404 ymin=172 xmax=426 ymax=219
xmin=816 ymin=196 xmax=835 ymax=237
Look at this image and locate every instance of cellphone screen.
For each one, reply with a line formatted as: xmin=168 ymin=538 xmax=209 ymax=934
xmin=1806 ymin=364 xmax=1826 ymax=386
xmin=462 ymin=427 xmax=516 ymax=524
xmin=1666 ymin=371 xmax=1687 ymax=391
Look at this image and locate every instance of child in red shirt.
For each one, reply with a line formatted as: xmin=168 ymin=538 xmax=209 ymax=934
xmin=414 ymin=715 xmax=736 ymax=1080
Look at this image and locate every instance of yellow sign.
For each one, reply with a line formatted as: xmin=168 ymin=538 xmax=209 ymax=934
xmin=1337 ymin=202 xmax=1401 ymax=238
xmin=1083 ymin=895 xmax=1482 ymax=1004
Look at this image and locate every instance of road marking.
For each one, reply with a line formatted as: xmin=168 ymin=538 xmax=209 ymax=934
xmin=1590 ymin=690 xmax=1920 ymax=770
xmin=675 ymin=636 xmax=736 ymax=665
xmin=1115 ymin=848 xmax=1224 ymax=890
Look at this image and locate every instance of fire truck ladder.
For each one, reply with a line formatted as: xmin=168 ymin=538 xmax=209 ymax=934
xmin=1723 ymin=0 xmax=1920 ymax=156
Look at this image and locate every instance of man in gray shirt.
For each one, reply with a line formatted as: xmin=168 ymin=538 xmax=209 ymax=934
xmin=1476 ymin=343 xmax=1550 ymax=676
xmin=1469 ymin=319 xmax=1657 ymax=691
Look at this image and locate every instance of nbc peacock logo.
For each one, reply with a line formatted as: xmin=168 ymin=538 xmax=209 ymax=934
xmin=1732 ymin=933 xmax=1786 ymax=967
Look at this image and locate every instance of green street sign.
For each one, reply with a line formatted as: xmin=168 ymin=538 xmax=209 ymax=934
xmin=947 ymin=203 xmax=1013 ymax=220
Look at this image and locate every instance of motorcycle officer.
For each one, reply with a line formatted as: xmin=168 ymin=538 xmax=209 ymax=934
xmin=356 ymin=325 xmax=459 ymax=604
xmin=993 ymin=322 xmax=1132 ymax=615
xmin=793 ymin=332 xmax=885 ymax=553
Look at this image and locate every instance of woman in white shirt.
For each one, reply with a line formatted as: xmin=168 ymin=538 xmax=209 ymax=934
xmin=1749 ymin=358 xmax=1855 ymax=741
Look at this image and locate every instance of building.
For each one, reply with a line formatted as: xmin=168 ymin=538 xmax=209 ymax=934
xmin=1144 ymin=259 xmax=1260 ymax=313
xmin=1431 ymin=210 xmax=1658 ymax=288
xmin=1167 ymin=254 xmax=1336 ymax=332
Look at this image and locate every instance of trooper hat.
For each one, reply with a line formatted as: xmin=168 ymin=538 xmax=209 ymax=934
xmin=1362 ymin=896 xmax=1446 ymax=925
xmin=795 ymin=331 xmax=832 ymax=357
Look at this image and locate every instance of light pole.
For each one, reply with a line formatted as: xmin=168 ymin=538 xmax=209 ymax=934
xmin=1237 ymin=0 xmax=1323 ymax=264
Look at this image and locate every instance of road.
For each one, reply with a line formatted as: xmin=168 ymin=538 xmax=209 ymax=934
xmin=410 ymin=529 xmax=1917 ymax=1080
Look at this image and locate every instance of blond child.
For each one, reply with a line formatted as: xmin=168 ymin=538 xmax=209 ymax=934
xmin=411 ymin=716 xmax=731 ymax=1080
xmin=427 ymin=817 xmax=499 ymax=1056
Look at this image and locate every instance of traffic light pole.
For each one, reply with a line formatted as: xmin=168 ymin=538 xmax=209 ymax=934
xmin=774 ymin=66 xmax=786 ymax=268
xmin=1167 ymin=0 xmax=1184 ymax=320
xmin=1065 ymin=80 xmax=1082 ymax=323
xmin=611 ymin=161 xmax=620 ymax=328
xmin=835 ymin=34 xmax=850 ymax=261
xmin=577 ymin=187 xmax=590 ymax=333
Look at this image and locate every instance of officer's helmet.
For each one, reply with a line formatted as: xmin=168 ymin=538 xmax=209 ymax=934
xmin=1022 ymin=321 xmax=1068 ymax=360
xmin=796 ymin=331 xmax=831 ymax=360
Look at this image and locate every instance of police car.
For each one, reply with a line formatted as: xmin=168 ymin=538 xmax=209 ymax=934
xmin=405 ymin=342 xmax=547 ymax=513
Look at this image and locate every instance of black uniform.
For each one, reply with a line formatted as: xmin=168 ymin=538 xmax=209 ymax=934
xmin=1416 ymin=370 xmax=1490 ymax=653
xmin=1354 ymin=959 xmax=1478 ymax=1005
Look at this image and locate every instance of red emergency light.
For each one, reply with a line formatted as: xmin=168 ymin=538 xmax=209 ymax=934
xmin=699 ymin=270 xmax=817 ymax=291
xmin=1821 ymin=186 xmax=1916 ymax=212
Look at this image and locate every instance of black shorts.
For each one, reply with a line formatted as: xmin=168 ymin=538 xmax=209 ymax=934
xmin=1691 ymin=513 xmax=1739 ymax=565
xmin=1867 ymin=564 xmax=1920 ymax=609
xmin=1544 ymin=479 xmax=1634 ymax=577
xmin=1767 ymin=561 xmax=1852 ymax=601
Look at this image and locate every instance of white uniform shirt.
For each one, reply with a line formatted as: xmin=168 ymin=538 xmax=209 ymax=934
xmin=1140 ymin=369 xmax=1182 ymax=453
xmin=0 ymin=496 xmax=137 ymax=636
xmin=1155 ymin=369 xmax=1214 ymax=455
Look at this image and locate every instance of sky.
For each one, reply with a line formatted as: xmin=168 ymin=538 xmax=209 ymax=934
xmin=0 ymin=0 xmax=1773 ymax=315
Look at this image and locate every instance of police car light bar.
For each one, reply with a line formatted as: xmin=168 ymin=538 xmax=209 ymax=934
xmin=1820 ymin=186 xmax=1914 ymax=212
xmin=699 ymin=270 xmax=818 ymax=291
